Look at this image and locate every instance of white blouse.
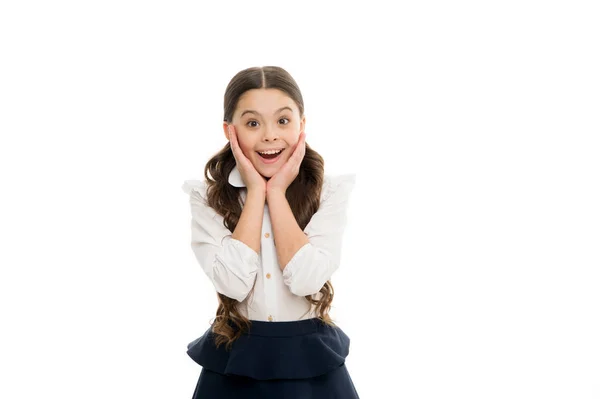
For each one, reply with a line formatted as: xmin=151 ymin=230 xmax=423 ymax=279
xmin=181 ymin=165 xmax=356 ymax=322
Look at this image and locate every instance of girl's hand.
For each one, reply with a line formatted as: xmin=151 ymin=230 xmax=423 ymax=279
xmin=266 ymin=131 xmax=306 ymax=194
xmin=228 ymin=125 xmax=267 ymax=193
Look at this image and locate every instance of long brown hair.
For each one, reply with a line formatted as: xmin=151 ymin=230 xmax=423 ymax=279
xmin=202 ymin=66 xmax=336 ymax=350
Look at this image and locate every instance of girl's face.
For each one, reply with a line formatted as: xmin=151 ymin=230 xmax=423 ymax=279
xmin=224 ymin=88 xmax=306 ymax=179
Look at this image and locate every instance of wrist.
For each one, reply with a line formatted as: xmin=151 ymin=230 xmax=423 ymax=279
xmin=266 ymin=187 xmax=286 ymax=198
xmin=247 ymin=187 xmax=266 ymax=199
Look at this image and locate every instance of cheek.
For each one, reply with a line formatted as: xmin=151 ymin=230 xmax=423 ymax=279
xmin=279 ymin=149 xmax=292 ymax=163
xmin=238 ymin=141 xmax=254 ymax=157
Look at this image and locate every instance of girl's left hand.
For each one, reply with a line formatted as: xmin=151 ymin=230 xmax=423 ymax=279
xmin=266 ymin=131 xmax=306 ymax=194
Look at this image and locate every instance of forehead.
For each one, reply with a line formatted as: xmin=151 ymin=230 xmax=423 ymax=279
xmin=236 ymin=88 xmax=298 ymax=116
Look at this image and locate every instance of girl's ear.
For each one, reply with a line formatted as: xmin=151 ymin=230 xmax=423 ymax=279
xmin=223 ymin=122 xmax=230 ymax=141
xmin=300 ymin=115 xmax=306 ymax=135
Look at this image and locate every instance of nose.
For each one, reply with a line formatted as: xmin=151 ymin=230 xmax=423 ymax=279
xmin=262 ymin=124 xmax=280 ymax=142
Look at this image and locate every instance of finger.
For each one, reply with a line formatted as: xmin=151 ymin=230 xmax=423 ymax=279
xmin=293 ymin=132 xmax=306 ymax=162
xmin=291 ymin=132 xmax=303 ymax=153
xmin=229 ymin=125 xmax=253 ymax=168
xmin=289 ymin=137 xmax=300 ymax=163
xmin=293 ymin=135 xmax=306 ymax=170
xmin=229 ymin=126 xmax=241 ymax=158
xmin=228 ymin=125 xmax=236 ymax=146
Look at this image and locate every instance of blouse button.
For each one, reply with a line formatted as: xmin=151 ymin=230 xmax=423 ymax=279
xmin=266 ymin=273 xmax=271 ymax=279
xmin=268 ymin=315 xmax=273 ymax=322
xmin=264 ymin=232 xmax=270 ymax=238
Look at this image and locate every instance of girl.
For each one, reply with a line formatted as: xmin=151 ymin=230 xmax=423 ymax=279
xmin=181 ymin=66 xmax=359 ymax=398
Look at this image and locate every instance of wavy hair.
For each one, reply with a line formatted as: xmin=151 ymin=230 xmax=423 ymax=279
xmin=202 ymin=66 xmax=336 ymax=350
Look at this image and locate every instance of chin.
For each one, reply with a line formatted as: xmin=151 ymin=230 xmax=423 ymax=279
xmin=253 ymin=156 xmax=286 ymax=177
xmin=257 ymin=168 xmax=279 ymax=178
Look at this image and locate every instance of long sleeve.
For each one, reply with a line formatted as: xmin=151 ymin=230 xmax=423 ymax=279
xmin=182 ymin=180 xmax=259 ymax=302
xmin=282 ymin=174 xmax=356 ymax=297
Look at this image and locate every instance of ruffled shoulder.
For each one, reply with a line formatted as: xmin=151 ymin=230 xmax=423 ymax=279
xmin=186 ymin=320 xmax=351 ymax=380
xmin=181 ymin=179 xmax=207 ymax=198
xmin=322 ymin=173 xmax=357 ymax=203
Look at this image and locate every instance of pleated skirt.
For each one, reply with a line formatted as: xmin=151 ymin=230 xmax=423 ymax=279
xmin=186 ymin=317 xmax=360 ymax=398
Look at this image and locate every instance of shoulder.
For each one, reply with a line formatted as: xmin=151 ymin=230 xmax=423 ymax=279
xmin=182 ymin=179 xmax=208 ymax=202
xmin=321 ymin=173 xmax=357 ymax=203
xmin=182 ymin=179 xmax=222 ymax=221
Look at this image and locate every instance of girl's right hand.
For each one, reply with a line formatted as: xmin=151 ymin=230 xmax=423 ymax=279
xmin=228 ymin=125 xmax=267 ymax=193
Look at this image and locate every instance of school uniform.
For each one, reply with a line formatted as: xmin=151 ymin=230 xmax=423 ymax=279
xmin=181 ymin=165 xmax=359 ymax=398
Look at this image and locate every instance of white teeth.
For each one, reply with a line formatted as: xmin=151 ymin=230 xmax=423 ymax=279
xmin=258 ymin=149 xmax=283 ymax=155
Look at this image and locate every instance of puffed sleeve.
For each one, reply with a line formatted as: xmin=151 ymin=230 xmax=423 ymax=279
xmin=282 ymin=174 xmax=357 ymax=297
xmin=182 ymin=180 xmax=259 ymax=302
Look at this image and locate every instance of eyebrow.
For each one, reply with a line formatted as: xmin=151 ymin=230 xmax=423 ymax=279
xmin=240 ymin=106 xmax=293 ymax=118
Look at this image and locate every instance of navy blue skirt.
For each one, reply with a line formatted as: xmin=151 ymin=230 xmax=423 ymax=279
xmin=187 ymin=317 xmax=360 ymax=398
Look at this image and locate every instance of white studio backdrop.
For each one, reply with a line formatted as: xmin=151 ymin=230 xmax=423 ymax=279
xmin=1 ymin=1 xmax=599 ymax=398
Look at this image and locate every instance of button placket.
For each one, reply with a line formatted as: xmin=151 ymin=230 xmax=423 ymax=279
xmin=261 ymin=216 xmax=276 ymax=322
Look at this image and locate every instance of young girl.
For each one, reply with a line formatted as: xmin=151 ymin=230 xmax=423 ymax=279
xmin=181 ymin=66 xmax=360 ymax=398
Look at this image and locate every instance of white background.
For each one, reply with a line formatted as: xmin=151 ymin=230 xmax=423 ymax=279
xmin=1 ymin=1 xmax=599 ymax=398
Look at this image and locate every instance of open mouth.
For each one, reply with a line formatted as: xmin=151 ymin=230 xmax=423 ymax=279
xmin=256 ymin=148 xmax=284 ymax=162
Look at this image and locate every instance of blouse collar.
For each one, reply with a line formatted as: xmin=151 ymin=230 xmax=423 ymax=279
xmin=228 ymin=165 xmax=246 ymax=187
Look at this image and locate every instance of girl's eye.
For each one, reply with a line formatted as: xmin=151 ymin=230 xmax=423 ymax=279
xmin=246 ymin=118 xmax=289 ymax=128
